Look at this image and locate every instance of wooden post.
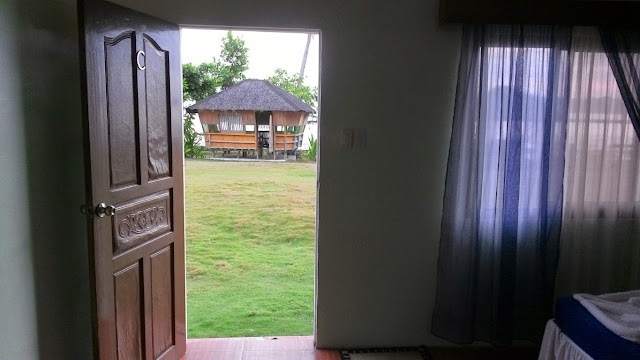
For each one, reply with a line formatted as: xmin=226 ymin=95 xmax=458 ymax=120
xmin=284 ymin=129 xmax=288 ymax=160
xmin=271 ymin=114 xmax=276 ymax=160
xmin=255 ymin=113 xmax=259 ymax=159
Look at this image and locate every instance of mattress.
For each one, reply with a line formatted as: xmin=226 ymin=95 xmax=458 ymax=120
xmin=554 ymin=297 xmax=640 ymax=360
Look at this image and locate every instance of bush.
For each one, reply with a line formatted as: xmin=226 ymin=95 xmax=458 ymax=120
xmin=303 ymin=135 xmax=317 ymax=161
xmin=184 ymin=113 xmax=206 ymax=158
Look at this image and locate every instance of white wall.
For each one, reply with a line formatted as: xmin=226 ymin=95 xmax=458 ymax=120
xmin=0 ymin=2 xmax=39 ymax=359
xmin=302 ymin=122 xmax=317 ymax=150
xmin=110 ymin=0 xmax=461 ymax=348
xmin=0 ymin=0 xmax=93 ymax=359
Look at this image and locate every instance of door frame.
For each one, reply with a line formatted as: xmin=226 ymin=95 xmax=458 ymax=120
xmin=179 ymin=25 xmax=322 ymax=341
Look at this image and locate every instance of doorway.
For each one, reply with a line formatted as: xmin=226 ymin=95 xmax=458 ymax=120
xmin=180 ymin=28 xmax=320 ymax=339
xmin=256 ymin=110 xmax=271 ymax=158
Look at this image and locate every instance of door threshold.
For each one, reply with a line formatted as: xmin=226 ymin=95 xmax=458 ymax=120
xmin=183 ymin=336 xmax=341 ymax=360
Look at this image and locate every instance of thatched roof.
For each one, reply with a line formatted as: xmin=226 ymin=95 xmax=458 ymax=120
xmin=187 ymin=79 xmax=315 ymax=114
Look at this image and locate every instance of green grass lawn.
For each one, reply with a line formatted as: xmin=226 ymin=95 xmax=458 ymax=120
xmin=185 ymin=159 xmax=316 ymax=338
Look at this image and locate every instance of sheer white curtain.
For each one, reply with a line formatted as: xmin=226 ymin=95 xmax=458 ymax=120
xmin=555 ymin=28 xmax=640 ymax=297
xmin=432 ymin=25 xmax=572 ymax=345
xmin=219 ymin=112 xmax=243 ymax=132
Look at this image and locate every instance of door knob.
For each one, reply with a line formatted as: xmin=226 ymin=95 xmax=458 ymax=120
xmin=95 ymin=203 xmax=116 ymax=218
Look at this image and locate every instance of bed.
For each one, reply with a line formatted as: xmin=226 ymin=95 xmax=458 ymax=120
xmin=539 ymin=292 xmax=640 ymax=360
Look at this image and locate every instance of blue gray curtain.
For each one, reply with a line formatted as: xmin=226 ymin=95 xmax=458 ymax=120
xmin=431 ymin=25 xmax=572 ymax=345
xmin=600 ymin=26 xmax=640 ymax=141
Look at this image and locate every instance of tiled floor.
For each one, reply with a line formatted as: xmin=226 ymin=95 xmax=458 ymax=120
xmin=181 ymin=336 xmax=341 ymax=360
xmin=181 ymin=336 xmax=539 ymax=360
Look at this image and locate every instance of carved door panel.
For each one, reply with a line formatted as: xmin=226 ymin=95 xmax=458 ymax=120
xmin=79 ymin=1 xmax=185 ymax=360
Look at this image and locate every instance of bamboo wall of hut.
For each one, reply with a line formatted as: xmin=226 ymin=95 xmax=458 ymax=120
xmin=187 ymin=79 xmax=315 ymax=158
xmin=198 ymin=109 xmax=309 ymax=156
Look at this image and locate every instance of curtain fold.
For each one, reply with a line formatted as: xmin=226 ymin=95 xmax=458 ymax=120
xmin=600 ymin=26 xmax=640 ymax=141
xmin=555 ymin=27 xmax=640 ymax=298
xmin=432 ymin=24 xmax=572 ymax=345
xmin=219 ymin=111 xmax=243 ymax=132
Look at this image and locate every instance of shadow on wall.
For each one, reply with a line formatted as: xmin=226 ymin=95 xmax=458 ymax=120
xmin=17 ymin=0 xmax=93 ymax=359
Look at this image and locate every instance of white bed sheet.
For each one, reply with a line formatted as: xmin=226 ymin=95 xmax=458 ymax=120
xmin=574 ymin=290 xmax=640 ymax=343
xmin=538 ymin=320 xmax=593 ymax=360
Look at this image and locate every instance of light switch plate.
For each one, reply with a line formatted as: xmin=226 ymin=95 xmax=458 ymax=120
xmin=341 ymin=128 xmax=367 ymax=150
xmin=353 ymin=128 xmax=367 ymax=148
xmin=341 ymin=128 xmax=354 ymax=149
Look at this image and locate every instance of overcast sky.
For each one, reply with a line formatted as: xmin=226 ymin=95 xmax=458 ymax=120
xmin=180 ymin=28 xmax=320 ymax=89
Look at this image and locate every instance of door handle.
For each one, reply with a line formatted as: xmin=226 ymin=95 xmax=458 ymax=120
xmin=95 ymin=203 xmax=116 ymax=218
xmin=136 ymin=50 xmax=146 ymax=71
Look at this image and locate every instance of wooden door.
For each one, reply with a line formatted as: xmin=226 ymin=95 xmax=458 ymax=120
xmin=79 ymin=1 xmax=185 ymax=360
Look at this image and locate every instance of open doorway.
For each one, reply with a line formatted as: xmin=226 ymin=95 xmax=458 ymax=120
xmin=180 ymin=28 xmax=320 ymax=338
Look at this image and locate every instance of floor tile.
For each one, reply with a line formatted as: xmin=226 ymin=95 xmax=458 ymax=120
xmin=241 ymin=350 xmax=311 ymax=360
xmin=241 ymin=336 xmax=305 ymax=352
xmin=183 ymin=337 xmax=338 ymax=360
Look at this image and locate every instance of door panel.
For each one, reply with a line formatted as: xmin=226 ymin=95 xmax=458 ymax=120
xmin=150 ymin=246 xmax=175 ymax=358
xmin=105 ymin=31 xmax=140 ymax=189
xmin=143 ymin=37 xmax=172 ymax=180
xmin=80 ymin=1 xmax=185 ymax=359
xmin=114 ymin=262 xmax=144 ymax=360
xmin=113 ymin=190 xmax=172 ymax=254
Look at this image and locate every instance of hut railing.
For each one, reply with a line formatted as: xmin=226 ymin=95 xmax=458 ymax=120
xmin=204 ymin=133 xmax=256 ymax=150
xmin=274 ymin=133 xmax=305 ymax=151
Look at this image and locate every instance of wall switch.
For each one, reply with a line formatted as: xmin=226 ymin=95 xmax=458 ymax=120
xmin=341 ymin=128 xmax=367 ymax=150
xmin=341 ymin=128 xmax=354 ymax=149
xmin=353 ymin=128 xmax=367 ymax=148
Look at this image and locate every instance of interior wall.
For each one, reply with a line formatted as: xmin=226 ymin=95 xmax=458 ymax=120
xmin=312 ymin=3 xmax=460 ymax=347
xmin=0 ymin=2 xmax=39 ymax=359
xmin=109 ymin=0 xmax=462 ymax=348
xmin=0 ymin=0 xmax=93 ymax=359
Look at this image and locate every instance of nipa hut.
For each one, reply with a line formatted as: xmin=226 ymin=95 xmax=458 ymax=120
xmin=187 ymin=79 xmax=315 ymax=159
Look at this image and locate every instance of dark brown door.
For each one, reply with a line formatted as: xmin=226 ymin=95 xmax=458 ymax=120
xmin=79 ymin=1 xmax=185 ymax=360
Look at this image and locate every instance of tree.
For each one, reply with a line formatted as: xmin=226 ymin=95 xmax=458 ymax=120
xmin=267 ymin=68 xmax=317 ymax=107
xmin=182 ymin=31 xmax=250 ymax=157
xmin=182 ymin=62 xmax=221 ymax=102
xmin=299 ymin=33 xmax=313 ymax=77
xmin=182 ymin=31 xmax=249 ymax=102
xmin=218 ymin=31 xmax=249 ymax=90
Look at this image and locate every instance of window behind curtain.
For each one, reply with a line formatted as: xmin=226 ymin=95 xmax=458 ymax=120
xmin=556 ymin=27 xmax=640 ymax=296
xmin=432 ymin=25 xmax=572 ymax=345
xmin=480 ymin=46 xmax=555 ymax=220
xmin=564 ymin=29 xmax=640 ymax=217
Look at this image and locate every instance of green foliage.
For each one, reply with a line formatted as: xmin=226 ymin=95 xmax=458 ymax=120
xmin=183 ymin=113 xmax=205 ymax=158
xmin=182 ymin=62 xmax=222 ymax=102
xmin=288 ymin=125 xmax=302 ymax=134
xmin=185 ymin=160 xmax=316 ymax=337
xmin=267 ymin=68 xmax=318 ymax=107
xmin=182 ymin=31 xmax=250 ymax=157
xmin=182 ymin=31 xmax=249 ymax=102
xmin=219 ymin=31 xmax=249 ymax=90
xmin=303 ymin=134 xmax=317 ymax=161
